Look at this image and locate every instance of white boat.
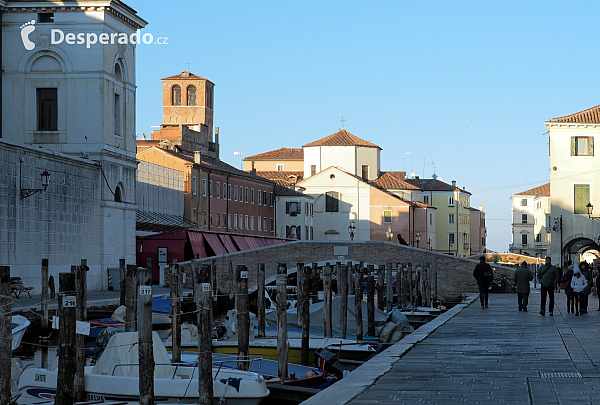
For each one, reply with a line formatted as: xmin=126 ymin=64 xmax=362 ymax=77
xmin=17 ymin=331 xmax=269 ymax=404
xmin=12 ymin=315 xmax=30 ymax=351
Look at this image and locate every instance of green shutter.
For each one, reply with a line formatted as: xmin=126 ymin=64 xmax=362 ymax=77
xmin=571 ymin=137 xmax=576 ymax=156
xmin=590 ymin=137 xmax=594 ymax=156
xmin=574 ymin=184 xmax=590 ymax=214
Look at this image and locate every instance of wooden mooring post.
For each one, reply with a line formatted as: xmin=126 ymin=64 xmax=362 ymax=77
xmin=354 ymin=264 xmax=363 ymax=341
xmin=119 ymin=258 xmax=126 ymax=306
xmin=339 ymin=264 xmax=348 ymax=339
xmin=41 ymin=259 xmax=50 ymax=369
xmin=170 ymin=260 xmax=181 ymax=363
xmin=195 ymin=262 xmax=213 ymax=404
xmin=277 ymin=263 xmax=289 ymax=380
xmin=73 ymin=264 xmax=86 ymax=402
xmin=138 ymin=261 xmax=154 ymax=405
xmin=257 ymin=263 xmax=266 ymax=338
xmin=300 ymin=265 xmax=310 ymax=366
xmin=311 ymin=263 xmax=319 ymax=304
xmin=366 ymin=264 xmax=375 ymax=336
xmin=296 ymin=262 xmax=304 ymax=328
xmin=323 ymin=263 xmax=333 ymax=338
xmin=377 ymin=264 xmax=385 ymax=311
xmin=386 ymin=263 xmax=393 ymax=312
xmin=0 ymin=266 xmax=11 ymax=405
xmin=56 ymin=272 xmax=76 ymax=405
xmin=125 ymin=264 xmax=137 ymax=332
xmin=237 ymin=265 xmax=250 ymax=371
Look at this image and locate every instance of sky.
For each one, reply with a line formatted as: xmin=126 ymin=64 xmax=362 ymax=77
xmin=126 ymin=0 xmax=600 ymax=252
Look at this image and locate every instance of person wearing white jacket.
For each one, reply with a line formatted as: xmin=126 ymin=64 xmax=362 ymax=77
xmin=571 ymin=265 xmax=588 ymax=316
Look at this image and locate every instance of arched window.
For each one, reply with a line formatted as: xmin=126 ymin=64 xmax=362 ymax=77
xmin=114 ymin=185 xmax=123 ymax=202
xmin=115 ymin=63 xmax=122 ymax=81
xmin=172 ymin=85 xmax=181 ymax=106
xmin=187 ymin=85 xmax=196 ymax=106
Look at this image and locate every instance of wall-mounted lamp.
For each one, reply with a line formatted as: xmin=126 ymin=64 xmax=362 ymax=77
xmin=21 ymin=168 xmax=50 ymax=199
xmin=586 ymin=203 xmax=600 ymax=220
xmin=348 ymin=220 xmax=356 ymax=241
xmin=415 ymin=231 xmax=421 ymax=247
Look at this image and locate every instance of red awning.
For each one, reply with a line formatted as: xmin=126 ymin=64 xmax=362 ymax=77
xmin=254 ymin=238 xmax=267 ymax=247
xmin=244 ymin=236 xmax=261 ymax=249
xmin=188 ymin=232 xmax=207 ymax=258
xmin=204 ymin=233 xmax=228 ymax=256
xmin=219 ymin=234 xmax=239 ymax=253
xmin=232 ymin=235 xmax=250 ymax=250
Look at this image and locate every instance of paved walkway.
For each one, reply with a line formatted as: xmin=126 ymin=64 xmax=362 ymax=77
xmin=304 ymin=291 xmax=600 ymax=405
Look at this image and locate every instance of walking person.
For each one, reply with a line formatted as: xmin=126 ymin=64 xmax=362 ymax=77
xmin=560 ymin=266 xmax=574 ymax=313
xmin=473 ymin=256 xmax=493 ymax=309
xmin=538 ymin=257 xmax=560 ymax=316
xmin=571 ymin=265 xmax=588 ymax=316
xmin=514 ymin=261 xmax=533 ymax=311
xmin=579 ymin=261 xmax=592 ymax=314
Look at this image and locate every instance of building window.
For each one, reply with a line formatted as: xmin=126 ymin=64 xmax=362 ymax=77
xmin=521 ymin=234 xmax=527 ymax=245
xmin=258 ymin=216 xmax=262 ymax=231
xmin=270 ymin=192 xmax=274 ymax=206
xmin=172 ymin=85 xmax=181 ymax=106
xmin=38 ymin=13 xmax=54 ymax=23
xmin=277 ymin=164 xmax=284 ymax=171
xmin=251 ymin=188 xmax=255 ymax=204
xmin=37 ymin=88 xmax=58 ymax=131
xmin=239 ymin=215 xmax=244 ymax=230
xmin=114 ymin=93 xmax=121 ymax=136
xmin=430 ymin=212 xmax=433 ymax=225
xmin=287 ymin=201 xmax=300 ymax=215
xmin=245 ymin=215 xmax=249 ymax=230
xmin=448 ymin=196 xmax=455 ymax=206
xmin=228 ymin=184 xmax=232 ymax=200
xmin=362 ymin=165 xmax=369 ymax=180
xmin=202 ymin=179 xmax=207 ymax=197
xmin=535 ymin=233 xmax=541 ymax=242
xmin=574 ymin=184 xmax=590 ymax=214
xmin=258 ymin=190 xmax=262 ymax=206
xmin=325 ymin=191 xmax=340 ymax=212
xmin=521 ymin=214 xmax=527 ymax=224
xmin=209 ymin=211 xmax=213 ymax=226
xmin=310 ymin=203 xmax=314 ymax=216
xmin=263 ymin=217 xmax=267 ymax=232
xmin=216 ymin=212 xmax=220 ymax=228
xmin=571 ymin=136 xmax=594 ymax=156
xmin=187 ymin=85 xmax=196 ymax=106
xmin=216 ymin=182 xmax=220 ymax=199
xmin=209 ymin=180 xmax=213 ymax=197
xmin=263 ymin=191 xmax=268 ymax=206
xmin=448 ymin=233 xmax=455 ymax=245
xmin=383 ymin=210 xmax=392 ymax=223
xmin=245 ymin=187 xmax=249 ymax=203
xmin=234 ymin=185 xmax=238 ymax=201
xmin=192 ymin=176 xmax=197 ymax=196
xmin=234 ymin=214 xmax=238 ymax=229
xmin=520 ymin=199 xmax=527 ymax=206
xmin=311 ymin=165 xmax=317 ymax=176
xmin=227 ymin=214 xmax=230 ymax=229
xmin=448 ymin=213 xmax=455 ymax=224
xmin=423 ymin=195 xmax=430 ymax=205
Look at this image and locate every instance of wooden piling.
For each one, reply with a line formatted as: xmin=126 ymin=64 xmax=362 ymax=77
xmin=300 ymin=265 xmax=310 ymax=366
xmin=41 ymin=259 xmax=49 ymax=369
xmin=170 ymin=261 xmax=181 ymax=363
xmin=354 ymin=264 xmax=363 ymax=341
xmin=395 ymin=263 xmax=402 ymax=311
xmin=386 ymin=263 xmax=393 ymax=312
xmin=311 ymin=263 xmax=319 ymax=304
xmin=323 ymin=263 xmax=333 ymax=338
xmin=0 ymin=266 xmax=11 ymax=405
xmin=339 ymin=264 xmax=348 ymax=339
xmin=400 ymin=264 xmax=408 ymax=310
xmin=80 ymin=259 xmax=88 ymax=319
xmin=125 ymin=264 xmax=137 ymax=332
xmin=296 ymin=262 xmax=304 ymax=328
xmin=366 ymin=264 xmax=375 ymax=336
xmin=408 ymin=263 xmax=414 ymax=306
xmin=277 ymin=263 xmax=289 ymax=380
xmin=55 ymin=272 xmax=76 ymax=405
xmin=138 ymin=262 xmax=154 ymax=405
xmin=377 ymin=265 xmax=385 ymax=311
xmin=73 ymin=265 xmax=86 ymax=402
xmin=119 ymin=258 xmax=126 ymax=306
xmin=257 ymin=263 xmax=266 ymax=338
xmin=237 ymin=265 xmax=250 ymax=371
xmin=195 ymin=262 xmax=213 ymax=404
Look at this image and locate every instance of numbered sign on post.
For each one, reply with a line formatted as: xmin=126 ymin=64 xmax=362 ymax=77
xmin=63 ymin=296 xmax=76 ymax=308
xmin=240 ymin=270 xmax=249 ymax=279
xmin=201 ymin=283 xmax=211 ymax=292
xmin=139 ymin=285 xmax=152 ymax=295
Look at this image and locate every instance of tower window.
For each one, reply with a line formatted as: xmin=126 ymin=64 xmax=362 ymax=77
xmin=187 ymin=85 xmax=196 ymax=106
xmin=172 ymin=85 xmax=181 ymax=106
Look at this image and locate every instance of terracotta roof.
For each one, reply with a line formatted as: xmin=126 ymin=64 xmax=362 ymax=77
xmin=244 ymin=148 xmax=304 ymax=161
xmin=302 ymin=129 xmax=381 ymax=149
xmin=274 ymin=184 xmax=313 ymax=197
xmin=514 ymin=183 xmax=550 ymax=198
xmin=547 ymin=104 xmax=600 ymax=123
xmin=256 ymin=171 xmax=304 ymax=184
xmin=373 ymin=172 xmax=420 ymax=190
xmin=162 ymin=70 xmax=210 ymax=81
xmin=404 ymin=178 xmax=471 ymax=195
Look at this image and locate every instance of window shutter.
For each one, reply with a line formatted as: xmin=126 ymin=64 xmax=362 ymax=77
xmin=286 ymin=202 xmax=290 ymax=214
xmin=571 ymin=137 xmax=576 ymax=156
xmin=590 ymin=137 xmax=594 ymax=156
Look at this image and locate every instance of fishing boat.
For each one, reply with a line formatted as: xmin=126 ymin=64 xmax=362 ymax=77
xmin=17 ymin=332 xmax=269 ymax=404
xmin=12 ymin=315 xmax=30 ymax=351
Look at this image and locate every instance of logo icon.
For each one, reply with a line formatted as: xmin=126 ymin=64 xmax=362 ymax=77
xmin=20 ymin=20 xmax=36 ymax=50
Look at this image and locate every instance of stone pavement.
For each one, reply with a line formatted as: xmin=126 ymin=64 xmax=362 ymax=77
xmin=304 ymin=291 xmax=600 ymax=405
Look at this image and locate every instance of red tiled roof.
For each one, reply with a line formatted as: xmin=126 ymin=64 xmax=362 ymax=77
xmin=404 ymin=178 xmax=471 ymax=195
xmin=547 ymin=104 xmax=600 ymax=123
xmin=515 ymin=183 xmax=550 ymax=198
xmin=245 ymin=148 xmax=303 ymax=161
xmin=274 ymin=184 xmax=313 ymax=197
xmin=373 ymin=172 xmax=419 ymax=190
xmin=256 ymin=171 xmax=303 ymax=186
xmin=162 ymin=70 xmax=210 ymax=81
xmin=302 ymin=129 xmax=381 ymax=149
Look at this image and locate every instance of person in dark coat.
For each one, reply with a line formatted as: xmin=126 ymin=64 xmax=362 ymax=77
xmin=538 ymin=257 xmax=560 ymax=316
xmin=560 ymin=266 xmax=574 ymax=313
xmin=514 ymin=261 xmax=533 ymax=311
xmin=473 ymin=256 xmax=492 ymax=309
xmin=397 ymin=233 xmax=408 ymax=246
xmin=579 ymin=261 xmax=592 ymax=314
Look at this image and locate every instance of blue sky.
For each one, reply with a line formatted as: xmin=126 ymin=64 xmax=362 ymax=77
xmin=127 ymin=0 xmax=600 ymax=252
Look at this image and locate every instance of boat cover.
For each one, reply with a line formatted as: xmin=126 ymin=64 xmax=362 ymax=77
xmin=91 ymin=331 xmax=173 ymax=378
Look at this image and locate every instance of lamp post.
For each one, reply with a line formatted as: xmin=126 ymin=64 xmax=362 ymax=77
xmin=386 ymin=225 xmax=393 ymax=242
xmin=415 ymin=231 xmax=421 ymax=248
xmin=348 ymin=221 xmax=356 ymax=241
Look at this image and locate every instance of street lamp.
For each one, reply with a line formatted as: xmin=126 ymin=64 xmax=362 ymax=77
xmin=348 ymin=221 xmax=356 ymax=241
xmin=20 ymin=169 xmax=50 ymax=199
xmin=415 ymin=231 xmax=421 ymax=248
xmin=386 ymin=225 xmax=393 ymax=242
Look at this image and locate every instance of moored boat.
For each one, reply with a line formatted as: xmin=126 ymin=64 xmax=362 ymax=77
xmin=12 ymin=315 xmax=30 ymax=351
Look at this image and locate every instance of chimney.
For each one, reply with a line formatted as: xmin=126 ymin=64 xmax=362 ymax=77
xmin=194 ymin=151 xmax=201 ymax=164
xmin=452 ymin=180 xmax=456 ymax=188
xmin=479 ymin=204 xmax=483 ymax=211
xmin=214 ymin=127 xmax=220 ymax=159
xmin=290 ymin=185 xmax=295 ymax=191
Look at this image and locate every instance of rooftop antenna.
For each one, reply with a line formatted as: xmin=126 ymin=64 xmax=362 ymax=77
xmin=233 ymin=150 xmax=243 ymax=170
xmin=340 ymin=116 xmax=346 ymax=129
xmin=429 ymin=161 xmax=437 ymax=179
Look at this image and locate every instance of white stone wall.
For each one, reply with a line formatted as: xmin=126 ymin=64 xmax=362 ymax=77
xmin=137 ymin=161 xmax=184 ymax=215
